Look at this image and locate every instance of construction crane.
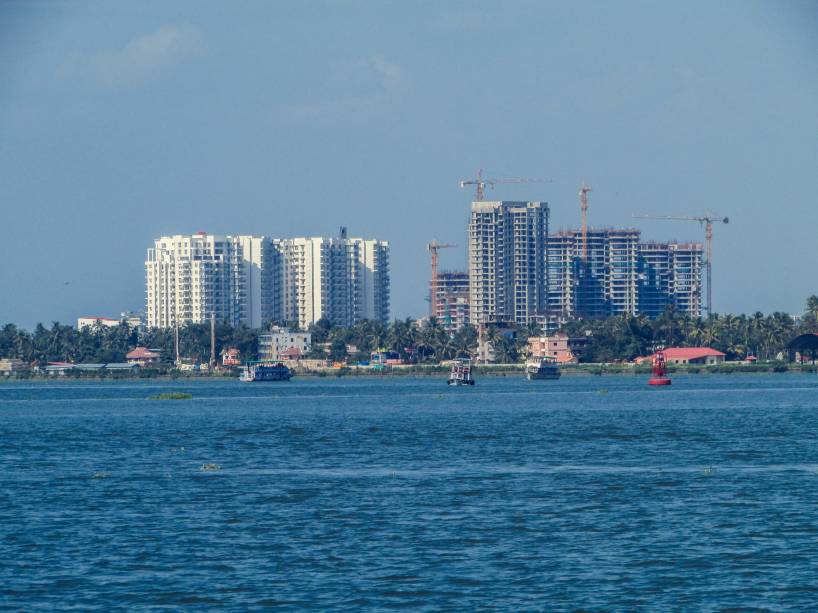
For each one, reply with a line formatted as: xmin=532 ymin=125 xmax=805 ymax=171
xmin=632 ymin=213 xmax=729 ymax=315
xmin=459 ymin=169 xmax=551 ymax=201
xmin=427 ymin=240 xmax=457 ymax=317
xmin=578 ymin=183 xmax=592 ymax=261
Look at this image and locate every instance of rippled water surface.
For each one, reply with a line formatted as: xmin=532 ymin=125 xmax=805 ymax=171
xmin=3 ymin=374 xmax=818 ymax=610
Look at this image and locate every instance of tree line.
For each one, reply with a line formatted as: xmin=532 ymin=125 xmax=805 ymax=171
xmin=1 ymin=296 xmax=816 ymax=366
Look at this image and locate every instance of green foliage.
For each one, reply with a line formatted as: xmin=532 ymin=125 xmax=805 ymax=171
xmin=561 ymin=305 xmax=808 ymax=363
xmin=1 ymin=297 xmax=816 ymax=369
xmin=149 ymin=392 xmax=192 ymax=400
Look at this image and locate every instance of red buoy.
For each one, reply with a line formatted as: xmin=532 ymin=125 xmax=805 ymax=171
xmin=648 ymin=349 xmax=672 ymax=386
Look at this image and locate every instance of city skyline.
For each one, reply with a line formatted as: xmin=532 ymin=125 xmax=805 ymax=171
xmin=2 ymin=2 xmax=817 ymax=328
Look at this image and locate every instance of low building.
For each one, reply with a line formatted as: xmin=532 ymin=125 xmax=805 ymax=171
xmin=656 ymin=347 xmax=725 ymax=365
xmin=126 ymin=347 xmax=161 ymax=365
xmin=278 ymin=347 xmax=304 ymax=362
xmin=78 ymin=313 xmax=144 ymax=331
xmin=258 ymin=327 xmax=311 ymax=362
xmin=371 ymin=350 xmax=404 ymax=366
xmin=787 ymin=333 xmax=818 ymax=363
xmin=41 ymin=362 xmax=73 ymax=375
xmin=73 ymin=363 xmax=140 ymax=374
xmin=0 ymin=358 xmax=28 ymax=375
xmin=221 ymin=348 xmax=241 ymax=367
xmin=77 ymin=317 xmax=120 ymax=330
xmin=527 ymin=333 xmax=581 ymax=364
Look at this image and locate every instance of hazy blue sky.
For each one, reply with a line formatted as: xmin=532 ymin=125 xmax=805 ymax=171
xmin=2 ymin=1 xmax=817 ymax=329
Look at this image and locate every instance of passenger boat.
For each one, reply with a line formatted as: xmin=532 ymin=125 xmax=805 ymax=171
xmin=525 ymin=356 xmax=561 ymax=380
xmin=448 ymin=358 xmax=475 ymax=386
xmin=240 ymin=362 xmax=292 ymax=382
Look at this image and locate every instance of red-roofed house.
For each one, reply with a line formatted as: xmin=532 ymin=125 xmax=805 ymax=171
xmin=278 ymin=347 xmax=303 ymax=362
xmin=126 ymin=347 xmax=161 ymax=365
xmin=656 ymin=347 xmax=725 ymax=365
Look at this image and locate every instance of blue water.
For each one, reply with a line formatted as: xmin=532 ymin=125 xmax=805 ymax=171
xmin=3 ymin=374 xmax=818 ymax=610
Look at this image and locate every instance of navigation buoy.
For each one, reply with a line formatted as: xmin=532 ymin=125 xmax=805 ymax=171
xmin=648 ymin=349 xmax=672 ymax=386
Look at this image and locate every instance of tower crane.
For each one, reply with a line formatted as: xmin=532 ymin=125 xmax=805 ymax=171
xmin=459 ymin=169 xmax=552 ymax=201
xmin=632 ymin=213 xmax=729 ymax=315
xmin=578 ymin=183 xmax=592 ymax=261
xmin=427 ymin=240 xmax=457 ymax=317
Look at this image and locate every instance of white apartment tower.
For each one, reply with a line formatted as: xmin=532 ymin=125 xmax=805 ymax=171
xmin=278 ymin=236 xmax=390 ymax=328
xmin=468 ymin=201 xmax=549 ymax=327
xmin=145 ymin=233 xmax=279 ymax=329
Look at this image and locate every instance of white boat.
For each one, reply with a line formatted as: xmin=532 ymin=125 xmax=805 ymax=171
xmin=448 ymin=358 xmax=475 ymax=386
xmin=525 ymin=357 xmax=561 ymax=380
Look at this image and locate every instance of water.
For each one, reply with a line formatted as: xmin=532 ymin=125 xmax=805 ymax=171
xmin=2 ymin=374 xmax=818 ymax=610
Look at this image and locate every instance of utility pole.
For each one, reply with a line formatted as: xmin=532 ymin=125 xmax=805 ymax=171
xmin=210 ymin=312 xmax=216 ymax=370
xmin=174 ymin=318 xmax=180 ymax=365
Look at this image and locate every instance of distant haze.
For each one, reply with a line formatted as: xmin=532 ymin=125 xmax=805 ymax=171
xmin=1 ymin=1 xmax=817 ymax=328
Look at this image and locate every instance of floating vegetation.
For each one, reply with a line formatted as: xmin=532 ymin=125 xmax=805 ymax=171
xmin=91 ymin=471 xmax=109 ymax=479
xmin=150 ymin=392 xmax=192 ymax=400
xmin=201 ymin=463 xmax=221 ymax=472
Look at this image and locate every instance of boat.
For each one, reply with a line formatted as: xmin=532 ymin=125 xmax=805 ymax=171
xmin=525 ymin=356 xmax=561 ymax=380
xmin=448 ymin=358 xmax=475 ymax=386
xmin=240 ymin=361 xmax=292 ymax=382
xmin=648 ymin=350 xmax=671 ymax=386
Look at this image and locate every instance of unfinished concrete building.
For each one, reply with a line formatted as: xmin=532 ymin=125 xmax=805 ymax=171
xmin=468 ymin=201 xmax=549 ymax=327
xmin=548 ymin=228 xmax=703 ymax=320
xmin=433 ymin=271 xmax=470 ymax=332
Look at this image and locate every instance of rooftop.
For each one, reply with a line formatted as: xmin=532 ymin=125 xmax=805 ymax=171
xmin=126 ymin=347 xmax=161 ymax=359
xmin=660 ymin=347 xmax=726 ymax=359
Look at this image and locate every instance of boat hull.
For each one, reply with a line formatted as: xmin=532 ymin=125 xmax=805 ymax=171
xmin=648 ymin=376 xmax=671 ymax=386
xmin=240 ymin=363 xmax=292 ymax=382
xmin=526 ymin=370 xmax=561 ymax=380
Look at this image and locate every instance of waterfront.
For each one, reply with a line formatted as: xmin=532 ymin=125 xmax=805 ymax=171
xmin=3 ymin=375 xmax=818 ymax=610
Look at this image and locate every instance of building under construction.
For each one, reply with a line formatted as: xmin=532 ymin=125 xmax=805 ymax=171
xmin=548 ymin=228 xmax=703 ymax=320
xmin=468 ymin=201 xmax=549 ymax=327
xmin=431 ymin=271 xmax=470 ymax=332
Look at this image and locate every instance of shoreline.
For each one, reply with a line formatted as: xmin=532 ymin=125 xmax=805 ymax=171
xmin=1 ymin=362 xmax=815 ymax=382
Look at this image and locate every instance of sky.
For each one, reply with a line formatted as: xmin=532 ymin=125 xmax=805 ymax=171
xmin=1 ymin=0 xmax=817 ymax=329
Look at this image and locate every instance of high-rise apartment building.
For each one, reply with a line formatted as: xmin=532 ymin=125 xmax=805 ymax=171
xmin=278 ymin=236 xmax=390 ymax=329
xmin=548 ymin=228 xmax=703 ymax=319
xmin=639 ymin=242 xmax=703 ymax=317
xmin=145 ymin=233 xmax=278 ymax=329
xmin=432 ymin=271 xmax=470 ymax=332
xmin=146 ymin=232 xmax=389 ymax=330
xmin=468 ymin=201 xmax=549 ymax=327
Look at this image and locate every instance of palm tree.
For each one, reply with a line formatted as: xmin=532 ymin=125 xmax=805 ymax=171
xmin=807 ymin=295 xmax=818 ymax=320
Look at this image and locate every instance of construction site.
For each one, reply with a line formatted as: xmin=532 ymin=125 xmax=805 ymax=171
xmin=425 ymin=171 xmax=728 ymax=331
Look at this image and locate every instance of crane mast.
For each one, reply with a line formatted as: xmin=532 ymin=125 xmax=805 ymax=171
xmin=427 ymin=240 xmax=456 ymax=317
xmin=578 ymin=183 xmax=592 ymax=261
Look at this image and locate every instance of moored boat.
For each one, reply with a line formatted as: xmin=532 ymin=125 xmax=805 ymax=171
xmin=240 ymin=362 xmax=292 ymax=382
xmin=448 ymin=358 xmax=475 ymax=386
xmin=525 ymin=356 xmax=561 ymax=380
